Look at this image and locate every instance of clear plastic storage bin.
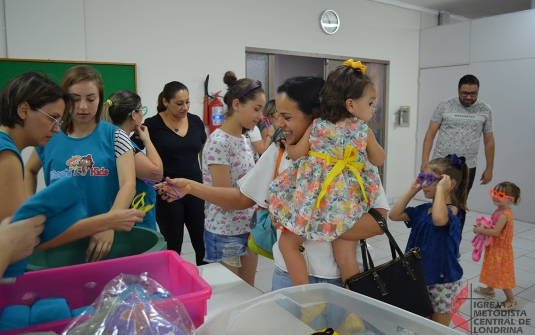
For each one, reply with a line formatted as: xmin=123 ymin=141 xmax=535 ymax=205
xmin=196 ymin=283 xmax=461 ymax=335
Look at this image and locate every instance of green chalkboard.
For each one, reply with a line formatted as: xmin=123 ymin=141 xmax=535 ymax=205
xmin=0 ymin=58 xmax=137 ymax=98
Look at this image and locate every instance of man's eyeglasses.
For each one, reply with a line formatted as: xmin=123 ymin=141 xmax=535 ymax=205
xmin=489 ymin=190 xmax=514 ymax=201
xmin=460 ymin=91 xmax=478 ymax=98
xmin=36 ymin=108 xmax=63 ymax=129
xmin=417 ymin=172 xmax=442 ymax=186
xmin=129 ymin=106 xmax=148 ymax=116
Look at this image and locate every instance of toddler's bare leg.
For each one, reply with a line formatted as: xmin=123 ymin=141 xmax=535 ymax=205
xmin=333 ymin=238 xmax=359 ymax=285
xmin=279 ymin=230 xmax=309 ymax=285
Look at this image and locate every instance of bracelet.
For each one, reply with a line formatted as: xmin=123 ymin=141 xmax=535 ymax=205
xmin=266 ymin=134 xmax=273 ymax=138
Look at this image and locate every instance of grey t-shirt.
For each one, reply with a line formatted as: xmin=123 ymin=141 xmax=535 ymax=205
xmin=431 ymin=97 xmax=493 ymax=168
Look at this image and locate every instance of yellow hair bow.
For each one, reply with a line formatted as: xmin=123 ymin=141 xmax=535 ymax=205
xmin=106 ymin=99 xmax=113 ymax=106
xmin=343 ymin=59 xmax=367 ymax=75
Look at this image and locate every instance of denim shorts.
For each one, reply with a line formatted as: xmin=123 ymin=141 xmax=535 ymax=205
xmin=203 ymin=230 xmax=249 ymax=265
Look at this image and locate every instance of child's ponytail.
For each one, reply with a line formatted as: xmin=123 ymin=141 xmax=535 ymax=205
xmin=455 ymin=159 xmax=470 ymax=211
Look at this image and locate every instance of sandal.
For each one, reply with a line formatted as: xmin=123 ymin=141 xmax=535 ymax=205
xmin=474 ymin=286 xmax=496 ymax=298
xmin=496 ymin=299 xmax=518 ymax=310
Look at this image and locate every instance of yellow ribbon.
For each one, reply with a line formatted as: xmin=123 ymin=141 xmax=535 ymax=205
xmin=131 ymin=192 xmax=154 ymax=213
xmin=309 ymin=145 xmax=367 ymax=209
xmin=106 ymin=99 xmax=113 ymax=106
xmin=343 ymin=59 xmax=367 ymax=74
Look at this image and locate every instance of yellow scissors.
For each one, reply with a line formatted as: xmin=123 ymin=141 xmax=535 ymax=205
xmin=131 ymin=192 xmax=154 ymax=212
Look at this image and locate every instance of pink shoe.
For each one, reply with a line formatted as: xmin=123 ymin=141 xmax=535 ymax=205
xmin=472 ymin=250 xmax=481 ymax=262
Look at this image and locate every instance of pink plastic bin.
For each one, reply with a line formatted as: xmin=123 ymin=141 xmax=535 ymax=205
xmin=0 ymin=250 xmax=211 ymax=334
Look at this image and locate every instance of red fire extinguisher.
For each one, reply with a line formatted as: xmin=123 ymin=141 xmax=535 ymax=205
xmin=208 ymin=91 xmax=224 ymax=133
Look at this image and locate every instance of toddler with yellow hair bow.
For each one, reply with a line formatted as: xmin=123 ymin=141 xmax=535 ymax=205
xmin=268 ymin=60 xmax=384 ymax=286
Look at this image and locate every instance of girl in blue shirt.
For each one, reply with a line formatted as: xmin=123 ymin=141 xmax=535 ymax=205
xmin=389 ymin=154 xmax=468 ymax=327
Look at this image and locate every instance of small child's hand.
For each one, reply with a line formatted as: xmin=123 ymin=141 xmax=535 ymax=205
xmin=437 ymin=174 xmax=452 ymax=191
xmin=410 ymin=177 xmax=422 ymax=192
xmin=269 ymin=211 xmax=282 ymax=228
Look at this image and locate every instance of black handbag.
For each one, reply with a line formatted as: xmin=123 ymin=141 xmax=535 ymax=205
xmin=345 ymin=209 xmax=434 ymax=318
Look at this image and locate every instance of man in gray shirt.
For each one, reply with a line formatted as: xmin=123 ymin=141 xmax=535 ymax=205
xmin=421 ymin=74 xmax=495 ymax=233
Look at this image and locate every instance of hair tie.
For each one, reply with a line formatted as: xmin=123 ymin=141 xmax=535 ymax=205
xmin=235 ymin=80 xmax=262 ymax=100
xmin=106 ymin=99 xmax=113 ymax=106
xmin=343 ymin=59 xmax=367 ymax=75
xmin=446 ymin=154 xmax=466 ymax=170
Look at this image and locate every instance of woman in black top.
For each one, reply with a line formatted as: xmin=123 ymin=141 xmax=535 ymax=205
xmin=132 ymin=81 xmax=207 ymax=265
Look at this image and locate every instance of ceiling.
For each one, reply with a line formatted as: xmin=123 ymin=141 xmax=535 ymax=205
xmin=380 ymin=0 xmax=533 ymax=19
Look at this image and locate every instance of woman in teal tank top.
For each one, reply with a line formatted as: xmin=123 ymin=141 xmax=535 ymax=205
xmin=0 ymin=71 xmax=72 ymax=276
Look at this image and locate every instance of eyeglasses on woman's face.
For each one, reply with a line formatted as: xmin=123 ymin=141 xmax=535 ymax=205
xmin=36 ymin=107 xmax=63 ymax=129
xmin=129 ymin=106 xmax=148 ymax=116
xmin=136 ymin=106 xmax=148 ymax=116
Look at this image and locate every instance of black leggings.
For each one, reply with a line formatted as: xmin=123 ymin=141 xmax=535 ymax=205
xmin=155 ymin=194 xmax=207 ymax=265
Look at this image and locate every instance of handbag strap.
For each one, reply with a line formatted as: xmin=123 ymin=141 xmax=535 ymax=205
xmin=274 ymin=148 xmax=284 ymax=178
xmin=347 ymin=208 xmax=417 ymax=287
xmin=359 ymin=209 xmax=395 ymax=272
xmin=367 ymin=209 xmax=411 ymax=263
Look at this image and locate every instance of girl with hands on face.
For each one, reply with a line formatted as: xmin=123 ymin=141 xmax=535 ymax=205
xmin=102 ymin=90 xmax=163 ymax=230
xmin=389 ymin=154 xmax=469 ymax=327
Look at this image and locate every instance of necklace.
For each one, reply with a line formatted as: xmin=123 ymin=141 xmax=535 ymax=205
xmin=164 ymin=112 xmax=181 ymax=132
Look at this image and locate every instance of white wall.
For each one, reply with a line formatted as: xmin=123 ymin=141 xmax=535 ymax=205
xmin=0 ymin=0 xmax=6 ymax=57
xmin=3 ymin=0 xmax=423 ymax=198
xmin=418 ymin=9 xmax=535 ymax=223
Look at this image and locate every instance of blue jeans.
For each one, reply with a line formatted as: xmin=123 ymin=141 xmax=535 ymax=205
xmin=272 ymin=266 xmax=343 ymax=290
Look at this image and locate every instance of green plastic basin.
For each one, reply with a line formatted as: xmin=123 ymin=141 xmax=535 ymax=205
xmin=27 ymin=226 xmax=167 ymax=271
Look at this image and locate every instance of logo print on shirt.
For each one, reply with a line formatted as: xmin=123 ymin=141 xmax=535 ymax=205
xmin=50 ymin=154 xmax=109 ymax=180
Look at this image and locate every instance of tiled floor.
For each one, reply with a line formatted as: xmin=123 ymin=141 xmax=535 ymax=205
xmin=180 ymin=200 xmax=535 ymax=334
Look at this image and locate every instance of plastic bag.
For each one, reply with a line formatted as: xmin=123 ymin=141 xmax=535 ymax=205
xmin=62 ymin=273 xmax=196 ymax=335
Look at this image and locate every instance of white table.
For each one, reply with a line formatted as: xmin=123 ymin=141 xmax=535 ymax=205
xmin=198 ymin=263 xmax=263 ymax=320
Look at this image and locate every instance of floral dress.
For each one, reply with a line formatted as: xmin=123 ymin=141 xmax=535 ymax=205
xmin=479 ymin=208 xmax=516 ymax=289
xmin=268 ymin=117 xmax=380 ymax=241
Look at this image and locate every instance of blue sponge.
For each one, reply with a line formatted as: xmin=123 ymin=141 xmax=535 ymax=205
xmin=30 ymin=297 xmax=71 ymax=325
xmin=0 ymin=305 xmax=30 ymax=331
xmin=71 ymin=305 xmax=97 ymax=317
xmin=150 ymin=291 xmax=172 ymax=301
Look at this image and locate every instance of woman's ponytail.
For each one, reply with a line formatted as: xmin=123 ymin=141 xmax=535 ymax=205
xmin=156 ymin=92 xmax=166 ymax=112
